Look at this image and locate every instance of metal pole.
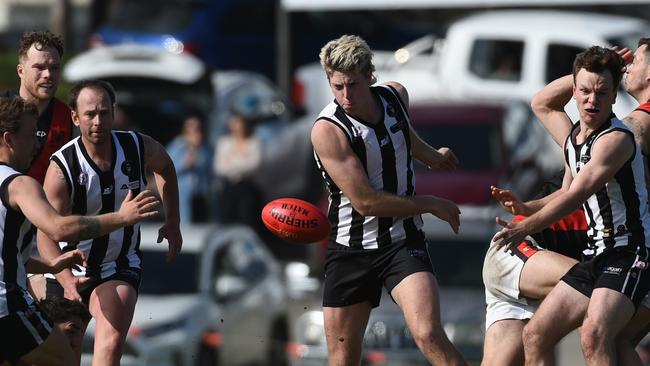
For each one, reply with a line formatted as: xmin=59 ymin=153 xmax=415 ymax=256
xmin=275 ymin=0 xmax=291 ymax=95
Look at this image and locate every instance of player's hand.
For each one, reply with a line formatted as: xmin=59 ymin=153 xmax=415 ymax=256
xmin=492 ymin=217 xmax=528 ymax=253
xmin=430 ymin=197 xmax=461 ymax=234
xmin=50 ymin=249 xmax=87 ymax=273
xmin=118 ymin=190 xmax=160 ymax=226
xmin=611 ymin=45 xmax=633 ymax=69
xmin=427 ymin=147 xmax=458 ymax=171
xmin=490 ymin=186 xmax=527 ymax=215
xmin=158 ymin=223 xmax=183 ymax=262
xmin=60 ymin=275 xmax=91 ymax=303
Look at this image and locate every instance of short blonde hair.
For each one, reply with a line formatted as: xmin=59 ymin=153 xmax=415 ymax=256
xmin=319 ymin=35 xmax=376 ymax=84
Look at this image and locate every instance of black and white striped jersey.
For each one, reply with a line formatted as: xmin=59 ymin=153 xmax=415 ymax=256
xmin=314 ymin=85 xmax=425 ymax=249
xmin=565 ymin=116 xmax=650 ymax=256
xmin=49 ymin=131 xmax=147 ymax=279
xmin=0 ymin=164 xmax=37 ymax=317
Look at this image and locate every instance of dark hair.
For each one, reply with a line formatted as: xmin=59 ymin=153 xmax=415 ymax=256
xmin=68 ymin=79 xmax=116 ymax=112
xmin=0 ymin=96 xmax=37 ymax=135
xmin=639 ymin=38 xmax=650 ymax=61
xmin=572 ymin=46 xmax=624 ymax=91
xmin=18 ymin=31 xmax=64 ymax=61
xmin=39 ymin=297 xmax=91 ymax=323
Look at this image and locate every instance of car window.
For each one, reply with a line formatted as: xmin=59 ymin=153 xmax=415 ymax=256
xmin=545 ymin=44 xmax=584 ymax=83
xmin=139 ymin=250 xmax=200 ymax=294
xmin=469 ymin=39 xmax=524 ymax=82
xmin=107 ymin=76 xmax=213 ymax=146
xmin=415 ymin=123 xmax=503 ymax=170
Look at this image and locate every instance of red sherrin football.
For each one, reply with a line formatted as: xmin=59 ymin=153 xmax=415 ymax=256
xmin=261 ymin=198 xmax=330 ymax=244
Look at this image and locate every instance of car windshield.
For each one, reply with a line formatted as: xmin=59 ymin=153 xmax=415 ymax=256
xmin=105 ymin=0 xmax=201 ymax=33
xmin=428 ymin=241 xmax=486 ymax=287
xmin=139 ymin=250 xmax=199 ymax=294
xmin=415 ymin=124 xmax=502 ymax=170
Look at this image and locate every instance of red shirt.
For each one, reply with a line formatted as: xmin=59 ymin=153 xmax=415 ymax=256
xmin=635 ymin=102 xmax=650 ymax=114
xmin=28 ymin=98 xmax=73 ymax=184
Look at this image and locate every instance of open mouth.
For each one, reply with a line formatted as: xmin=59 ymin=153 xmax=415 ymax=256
xmin=585 ymin=108 xmax=599 ymax=114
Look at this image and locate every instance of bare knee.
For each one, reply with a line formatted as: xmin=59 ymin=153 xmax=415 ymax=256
xmin=410 ymin=324 xmax=448 ymax=350
xmin=522 ymin=322 xmax=547 ymax=356
xmin=580 ymin=322 xmax=608 ymax=359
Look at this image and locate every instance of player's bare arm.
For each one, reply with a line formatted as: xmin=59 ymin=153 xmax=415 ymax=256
xmin=12 ymin=175 xmax=159 ymax=241
xmin=312 ymin=119 xmax=460 ymax=233
xmin=530 ymin=75 xmax=574 ymax=147
xmin=25 ymin=249 xmax=86 ymax=274
xmin=494 ymin=131 xmax=634 ymax=250
xmin=39 ymin=160 xmax=83 ymax=300
xmin=490 ymin=184 xmax=567 ymax=216
xmin=142 ymin=133 xmax=182 ymax=261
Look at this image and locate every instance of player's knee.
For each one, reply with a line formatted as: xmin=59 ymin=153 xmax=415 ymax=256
xmin=580 ymin=322 xmax=608 ymax=356
xmin=411 ymin=325 xmax=448 ymax=349
xmin=522 ymin=322 xmax=545 ymax=351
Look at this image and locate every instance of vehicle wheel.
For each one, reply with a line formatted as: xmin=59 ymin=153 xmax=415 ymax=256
xmin=268 ymin=319 xmax=289 ymax=366
xmin=196 ymin=344 xmax=219 ymax=366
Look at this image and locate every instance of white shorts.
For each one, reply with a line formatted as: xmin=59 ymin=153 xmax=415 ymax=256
xmin=483 ymin=233 xmax=542 ymax=329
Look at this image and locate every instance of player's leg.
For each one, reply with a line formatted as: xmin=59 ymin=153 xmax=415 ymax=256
xmin=323 ymin=303 xmax=372 ymax=366
xmin=321 ymin=249 xmax=378 ymax=366
xmin=580 ymin=288 xmax=635 ymax=365
xmin=88 ymin=280 xmax=138 ymax=366
xmin=522 ymin=281 xmax=588 ymax=365
xmin=391 ymin=272 xmax=467 ymax=365
xmin=581 ymin=247 xmax=650 ymax=365
xmin=519 ymin=250 xmax=577 ymax=300
xmin=482 ymin=319 xmax=526 ymax=366
xmin=617 ymin=300 xmax=650 ymax=365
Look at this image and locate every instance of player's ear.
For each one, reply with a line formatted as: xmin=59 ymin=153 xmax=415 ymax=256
xmin=71 ymin=110 xmax=81 ymax=127
xmin=1 ymin=131 xmax=12 ymax=147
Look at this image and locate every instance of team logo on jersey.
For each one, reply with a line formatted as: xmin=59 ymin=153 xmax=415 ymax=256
xmin=580 ymin=155 xmax=591 ymax=164
xmin=380 ymin=136 xmax=390 ymax=147
xmin=36 ymin=130 xmax=47 ymax=138
xmin=120 ymin=181 xmax=141 ymax=190
xmin=78 ymin=173 xmax=87 ymax=185
xmin=617 ymin=225 xmax=628 ymax=235
xmin=102 ymin=185 xmax=113 ymax=195
xmin=121 ymin=160 xmax=135 ymax=177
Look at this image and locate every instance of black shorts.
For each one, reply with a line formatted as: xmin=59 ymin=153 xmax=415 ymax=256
xmin=46 ymin=267 xmax=142 ymax=305
xmin=0 ymin=302 xmax=53 ymax=365
xmin=322 ymin=239 xmax=434 ymax=308
xmin=562 ymin=245 xmax=650 ymax=307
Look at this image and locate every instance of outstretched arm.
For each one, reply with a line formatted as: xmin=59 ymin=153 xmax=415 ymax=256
xmin=142 ymin=133 xmax=182 ymax=262
xmin=494 ymin=131 xmax=633 ymax=250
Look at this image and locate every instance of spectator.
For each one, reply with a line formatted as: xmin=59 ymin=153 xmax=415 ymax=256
xmin=167 ymin=114 xmax=213 ymax=223
xmin=214 ymin=114 xmax=263 ymax=231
